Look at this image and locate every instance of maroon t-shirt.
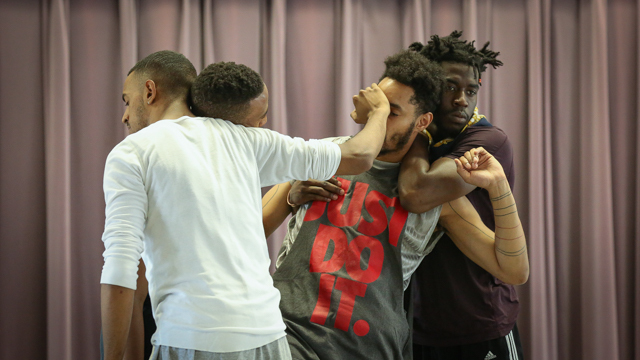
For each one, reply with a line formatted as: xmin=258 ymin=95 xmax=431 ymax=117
xmin=412 ymin=123 xmax=519 ymax=346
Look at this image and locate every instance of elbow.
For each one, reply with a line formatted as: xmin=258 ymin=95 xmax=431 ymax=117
xmin=397 ymin=168 xmax=435 ymax=213
xmin=499 ymin=266 xmax=529 ymax=285
xmin=398 ymin=186 xmax=418 ymax=212
xmin=341 ymin=153 xmax=375 ymax=175
xmin=517 ymin=266 xmax=530 ymax=285
xmin=354 ymin=156 xmax=375 ymax=174
xmin=398 ymin=187 xmax=433 ymax=213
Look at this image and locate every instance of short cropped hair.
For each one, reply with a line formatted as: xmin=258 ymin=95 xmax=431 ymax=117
xmin=409 ymin=30 xmax=503 ymax=83
xmin=128 ymin=50 xmax=197 ymax=102
xmin=381 ymin=50 xmax=445 ymax=115
xmin=190 ymin=62 xmax=264 ymax=122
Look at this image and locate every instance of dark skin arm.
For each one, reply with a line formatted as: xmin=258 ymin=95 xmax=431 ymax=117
xmin=101 ymin=284 xmax=134 ymax=360
xmin=398 ymin=134 xmax=475 ymax=213
xmin=123 ymin=260 xmax=148 ymax=360
xmin=262 ymin=178 xmax=343 ymax=238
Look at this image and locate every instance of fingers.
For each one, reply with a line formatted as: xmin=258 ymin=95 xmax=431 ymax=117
xmin=360 ymin=83 xmax=389 ymax=108
xmin=304 ymin=179 xmax=344 ymax=196
xmin=459 ymin=151 xmax=477 ymax=170
xmin=454 ymin=158 xmax=469 ymax=179
xmin=473 ymin=147 xmax=491 ymax=163
xmin=351 ymin=83 xmax=389 ymax=124
xmin=294 ymin=178 xmax=344 ymax=203
xmin=459 ymin=148 xmax=481 ymax=170
xmin=454 ymin=158 xmax=462 ymax=171
xmin=327 ymin=177 xmax=342 ymax=188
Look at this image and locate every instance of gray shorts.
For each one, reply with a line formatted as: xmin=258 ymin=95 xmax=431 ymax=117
xmin=149 ymin=337 xmax=291 ymax=360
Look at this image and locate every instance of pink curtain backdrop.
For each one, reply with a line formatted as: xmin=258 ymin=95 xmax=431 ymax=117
xmin=0 ymin=0 xmax=638 ymax=359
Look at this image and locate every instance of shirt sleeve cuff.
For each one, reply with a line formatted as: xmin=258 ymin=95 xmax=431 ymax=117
xmin=100 ymin=256 xmax=139 ymax=290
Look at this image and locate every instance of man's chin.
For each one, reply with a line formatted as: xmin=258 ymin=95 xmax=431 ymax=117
xmin=447 ymin=114 xmax=469 ymax=127
xmin=442 ymin=117 xmax=467 ymax=132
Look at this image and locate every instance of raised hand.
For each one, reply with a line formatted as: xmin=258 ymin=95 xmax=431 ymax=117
xmin=454 ymin=147 xmax=507 ymax=190
xmin=289 ymin=177 xmax=345 ymax=206
xmin=350 ymin=83 xmax=390 ymax=124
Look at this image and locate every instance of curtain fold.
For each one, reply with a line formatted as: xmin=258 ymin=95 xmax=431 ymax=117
xmin=44 ymin=0 xmax=73 ymax=359
xmin=525 ymin=0 xmax=558 ymax=359
xmin=263 ymin=0 xmax=289 ymax=267
xmin=334 ymin=0 xmax=363 ymax=136
xmin=179 ymin=0 xmax=203 ymax=70
xmin=636 ymin=2 xmax=640 ymax=351
xmin=119 ymin=0 xmax=138 ymax=77
xmin=401 ymin=0 xmax=431 ymax=48
xmin=578 ymin=0 xmax=619 ymax=358
xmin=1 ymin=1 xmax=639 ymax=359
xmin=462 ymin=0 xmax=477 ymax=42
xmin=0 ymin=2 xmax=48 ymax=360
xmin=201 ymin=0 xmax=216 ymax=65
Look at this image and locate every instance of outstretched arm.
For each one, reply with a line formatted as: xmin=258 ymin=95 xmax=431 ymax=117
xmin=398 ymin=135 xmax=474 ymax=213
xmin=335 ymin=84 xmax=389 ymax=175
xmin=438 ymin=148 xmax=529 ymax=285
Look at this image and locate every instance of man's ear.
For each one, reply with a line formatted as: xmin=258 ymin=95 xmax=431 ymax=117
xmin=415 ymin=112 xmax=433 ymax=132
xmin=144 ymin=80 xmax=157 ymax=105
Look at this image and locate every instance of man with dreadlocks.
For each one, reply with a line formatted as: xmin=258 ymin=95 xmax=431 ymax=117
xmin=398 ymin=31 xmax=525 ymax=359
xmin=263 ymin=48 xmax=528 ymax=360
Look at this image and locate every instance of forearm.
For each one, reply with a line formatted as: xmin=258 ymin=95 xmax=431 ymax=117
xmin=336 ymin=108 xmax=388 ymax=175
xmin=441 ymin=194 xmax=527 ymax=284
xmin=486 ymin=180 xmax=529 ymax=284
xmin=123 ymin=261 xmax=148 ymax=360
xmin=399 ymin=156 xmax=475 ymax=213
xmin=124 ymin=304 xmax=144 ymax=360
xmin=262 ymin=182 xmax=293 ymax=238
xmin=102 ymin=284 xmax=135 ymax=360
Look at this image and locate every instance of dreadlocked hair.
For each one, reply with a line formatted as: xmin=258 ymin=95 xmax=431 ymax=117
xmin=409 ymin=30 xmax=503 ymax=82
xmin=381 ymin=50 xmax=444 ymax=115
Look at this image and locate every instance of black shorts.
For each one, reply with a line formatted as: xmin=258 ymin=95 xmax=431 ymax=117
xmin=413 ymin=324 xmax=524 ymax=360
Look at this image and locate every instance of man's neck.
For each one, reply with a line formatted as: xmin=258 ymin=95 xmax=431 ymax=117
xmin=426 ymin=122 xmax=446 ymax=142
xmin=151 ymin=100 xmax=194 ymax=124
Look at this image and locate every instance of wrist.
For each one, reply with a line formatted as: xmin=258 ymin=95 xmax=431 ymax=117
xmin=286 ymin=191 xmax=295 ymax=207
xmin=485 ymin=178 xmax=510 ymax=196
xmin=286 ymin=191 xmax=300 ymax=215
xmin=367 ymin=107 xmax=390 ymax=119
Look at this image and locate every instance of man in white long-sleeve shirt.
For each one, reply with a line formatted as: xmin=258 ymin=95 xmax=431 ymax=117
xmin=100 ymin=51 xmax=390 ymax=360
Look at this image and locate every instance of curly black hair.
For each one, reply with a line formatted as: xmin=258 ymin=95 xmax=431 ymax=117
xmin=128 ymin=50 xmax=197 ymax=102
xmin=190 ymin=62 xmax=264 ymax=123
xmin=381 ymin=50 xmax=445 ymax=115
xmin=409 ymin=30 xmax=503 ymax=83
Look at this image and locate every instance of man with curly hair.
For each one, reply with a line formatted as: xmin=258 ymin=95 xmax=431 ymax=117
xmin=100 ymin=51 xmax=392 ymax=360
xmin=262 ymin=49 xmax=528 ymax=359
xmin=398 ymin=31 xmax=525 ymax=359
xmin=190 ymin=62 xmax=270 ymax=128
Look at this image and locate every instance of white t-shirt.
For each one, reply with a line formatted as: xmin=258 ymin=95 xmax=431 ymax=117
xmin=100 ymin=116 xmax=341 ymax=353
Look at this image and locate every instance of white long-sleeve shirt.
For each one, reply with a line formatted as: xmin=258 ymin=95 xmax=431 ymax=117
xmin=100 ymin=116 xmax=341 ymax=353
